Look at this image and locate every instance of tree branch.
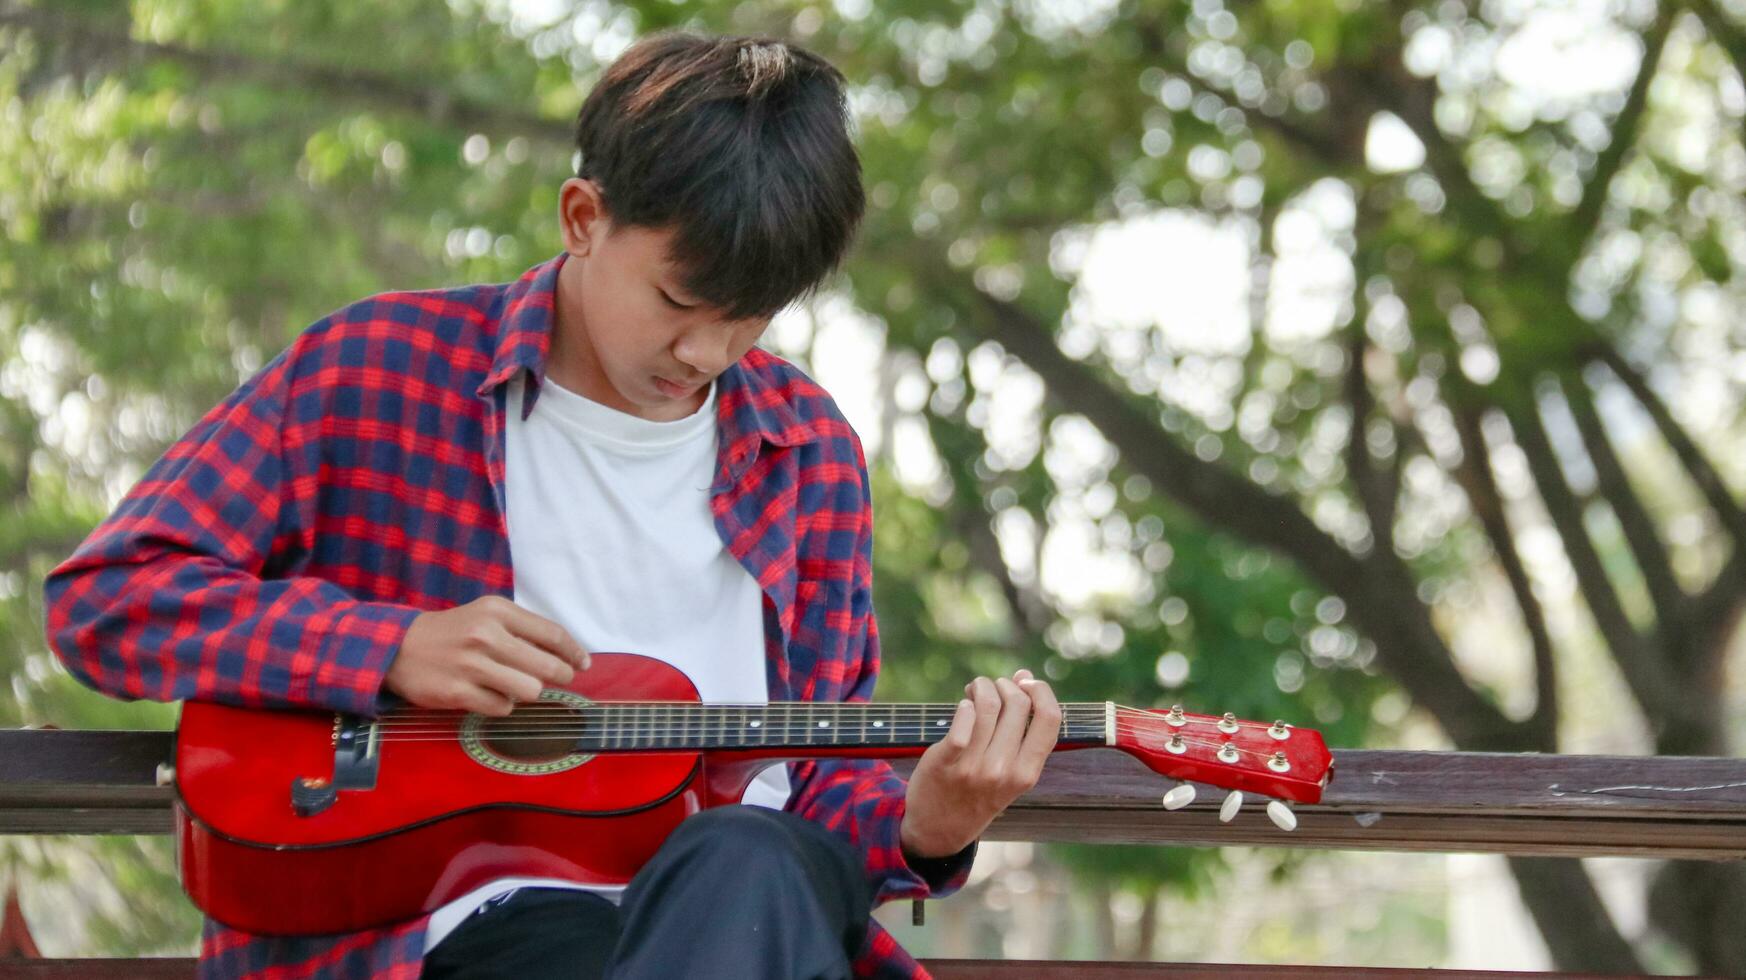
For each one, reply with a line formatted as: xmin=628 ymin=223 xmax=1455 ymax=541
xmin=916 ymin=259 xmax=1521 ymax=746
xmin=1590 ymin=344 xmax=1746 ymax=553
xmin=922 ymin=411 xmax=1053 ymax=642
xmin=1345 ymin=326 xmax=1396 ymax=538
xmin=1449 ymin=406 xmax=1559 ymax=745
xmin=1690 ymin=546 xmax=1746 ymax=679
xmin=1567 ymin=3 xmax=1678 ymax=251
xmin=1690 ymin=0 xmax=1746 ymax=82
xmin=1346 ymin=202 xmax=1399 ymax=541
xmin=1507 ymin=394 xmax=1683 ymax=731
xmin=1589 ymin=344 xmax=1746 ymax=678
xmin=0 ymin=4 xmax=573 ymax=144
xmin=1564 ymin=374 xmax=1688 ymax=638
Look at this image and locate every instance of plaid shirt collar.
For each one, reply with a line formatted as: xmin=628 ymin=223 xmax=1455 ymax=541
xmin=476 ymin=252 xmax=817 ymax=462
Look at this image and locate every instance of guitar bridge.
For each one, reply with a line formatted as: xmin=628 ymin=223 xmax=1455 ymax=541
xmin=291 ymin=714 xmax=381 ymax=817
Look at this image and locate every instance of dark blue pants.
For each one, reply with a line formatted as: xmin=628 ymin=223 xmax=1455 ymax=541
xmin=419 ymin=806 xmax=874 ymax=979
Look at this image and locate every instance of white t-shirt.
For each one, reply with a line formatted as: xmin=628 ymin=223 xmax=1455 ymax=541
xmin=423 ymin=371 xmax=784 ymax=953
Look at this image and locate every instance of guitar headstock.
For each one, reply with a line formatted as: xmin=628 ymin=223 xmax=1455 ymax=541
xmin=1112 ymin=704 xmax=1334 ymax=829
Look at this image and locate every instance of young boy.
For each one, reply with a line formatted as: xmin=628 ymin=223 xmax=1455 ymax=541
xmin=43 ymin=31 xmax=1059 ymax=980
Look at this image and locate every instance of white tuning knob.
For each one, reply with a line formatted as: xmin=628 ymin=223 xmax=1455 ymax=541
xmin=1218 ymin=789 xmax=1243 ymax=823
xmin=1162 ymin=783 xmax=1197 ymax=810
xmin=1266 ymin=799 xmax=1298 ymax=832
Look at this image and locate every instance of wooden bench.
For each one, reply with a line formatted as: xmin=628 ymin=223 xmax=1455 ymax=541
xmin=4 ymin=729 xmax=1743 ymax=976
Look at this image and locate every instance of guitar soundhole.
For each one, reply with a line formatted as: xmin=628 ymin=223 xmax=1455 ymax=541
xmin=479 ymin=704 xmax=584 ymax=763
xmin=458 ymin=689 xmax=595 ymax=775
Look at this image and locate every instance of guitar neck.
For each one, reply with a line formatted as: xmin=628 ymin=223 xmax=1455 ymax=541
xmin=454 ymin=701 xmax=1114 ymax=754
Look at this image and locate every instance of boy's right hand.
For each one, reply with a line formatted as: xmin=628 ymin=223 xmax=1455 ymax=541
xmin=385 ymin=595 xmax=590 ymax=717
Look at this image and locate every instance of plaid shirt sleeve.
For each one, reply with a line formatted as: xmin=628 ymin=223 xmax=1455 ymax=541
xmin=42 ymin=325 xmax=421 ymax=718
xmin=783 ymin=435 xmax=976 ymax=907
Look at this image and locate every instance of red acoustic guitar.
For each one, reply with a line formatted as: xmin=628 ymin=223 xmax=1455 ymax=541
xmin=172 ymin=652 xmax=1333 ymax=935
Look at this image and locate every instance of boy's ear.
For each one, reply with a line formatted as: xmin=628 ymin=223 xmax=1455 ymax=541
xmin=558 ymin=178 xmax=611 ymax=258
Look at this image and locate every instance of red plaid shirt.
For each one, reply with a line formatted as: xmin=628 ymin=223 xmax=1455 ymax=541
xmin=44 ymin=254 xmax=972 ymax=978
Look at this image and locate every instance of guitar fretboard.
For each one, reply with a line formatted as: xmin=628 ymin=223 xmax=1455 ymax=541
xmin=438 ymin=702 xmax=1112 ymax=752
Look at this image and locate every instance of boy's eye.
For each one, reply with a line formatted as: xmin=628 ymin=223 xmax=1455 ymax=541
xmin=659 ymin=289 xmax=695 ymax=310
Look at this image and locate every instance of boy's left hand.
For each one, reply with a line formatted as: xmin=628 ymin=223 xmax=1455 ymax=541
xmin=899 ymin=668 xmax=1062 ymax=860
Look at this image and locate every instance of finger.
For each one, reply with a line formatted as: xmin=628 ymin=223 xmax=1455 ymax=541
xmin=1014 ymin=676 xmax=1062 ymax=778
xmin=470 ymin=656 xmax=546 ymax=704
xmin=929 ymin=698 xmax=977 ymax=765
xmin=462 ymin=684 xmax=517 ymax=718
xmin=981 ymin=676 xmax=1034 ymax=776
xmin=1014 ymin=668 xmax=1033 ymax=682
xmin=486 ymin=623 xmax=575 ymax=687
xmin=499 ymin=602 xmax=591 ymax=671
xmin=961 ymin=676 xmax=1004 ymax=763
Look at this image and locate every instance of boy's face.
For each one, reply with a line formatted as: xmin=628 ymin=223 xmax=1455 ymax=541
xmin=554 ymin=178 xmax=771 ymax=422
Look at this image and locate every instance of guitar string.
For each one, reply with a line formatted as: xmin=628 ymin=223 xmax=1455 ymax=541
xmin=362 ymin=726 xmax=1303 ymax=766
xmin=371 ymin=709 xmax=1288 ymax=738
xmin=383 ymin=699 xmax=1283 ymax=721
xmin=379 ymin=703 xmax=1295 ymax=733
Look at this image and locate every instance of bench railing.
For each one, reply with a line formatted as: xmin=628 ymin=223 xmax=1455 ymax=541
xmin=3 ymin=728 xmax=1742 ymax=979
xmin=3 ymin=730 xmax=1741 ymax=860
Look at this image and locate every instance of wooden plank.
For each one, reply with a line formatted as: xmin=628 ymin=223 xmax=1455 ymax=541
xmin=0 ymin=730 xmax=173 ymax=836
xmin=0 ymin=962 xmax=194 ymax=979
xmin=984 ymin=808 xmax=1746 ymax=860
xmin=922 ymin=748 xmax=1746 ymax=818
xmin=2 ymin=731 xmax=1742 ymax=859
xmin=0 ymin=960 xmax=1666 ymax=979
xmin=926 ymin=961 xmax=1645 ymax=979
xmin=914 ymin=749 xmax=1746 ymax=859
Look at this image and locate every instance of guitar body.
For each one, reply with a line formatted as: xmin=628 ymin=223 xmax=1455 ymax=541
xmin=176 ymin=653 xmax=743 ymax=936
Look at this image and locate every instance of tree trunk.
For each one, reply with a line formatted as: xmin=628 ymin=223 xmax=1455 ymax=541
xmin=1650 ymin=861 xmax=1746 ymax=976
xmin=1089 ymin=880 xmax=1117 ymax=960
xmin=1505 ymin=857 xmax=1646 ymax=974
xmin=1129 ymin=888 xmax=1160 ymax=961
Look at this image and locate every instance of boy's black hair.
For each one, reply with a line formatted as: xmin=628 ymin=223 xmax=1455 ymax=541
xmin=574 ymin=32 xmax=865 ymax=321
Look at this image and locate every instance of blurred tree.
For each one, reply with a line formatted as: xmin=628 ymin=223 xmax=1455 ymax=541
xmin=2 ymin=0 xmax=1743 ymax=972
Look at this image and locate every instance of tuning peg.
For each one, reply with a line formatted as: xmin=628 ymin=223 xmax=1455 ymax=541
xmin=1162 ymin=782 xmax=1196 ymax=810
xmin=1266 ymin=799 xmax=1298 ymax=832
xmin=1218 ymin=789 xmax=1243 ymax=822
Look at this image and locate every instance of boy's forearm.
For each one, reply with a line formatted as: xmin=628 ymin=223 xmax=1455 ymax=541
xmin=44 ymin=552 xmax=420 ymax=716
